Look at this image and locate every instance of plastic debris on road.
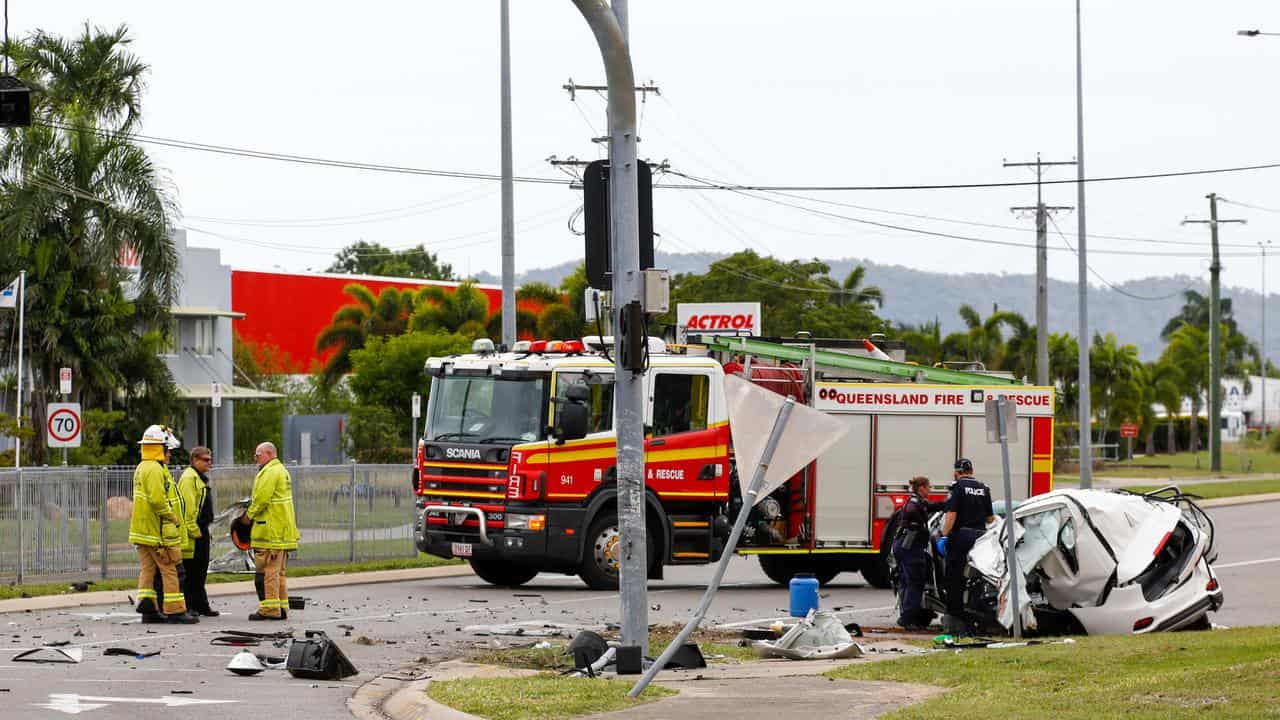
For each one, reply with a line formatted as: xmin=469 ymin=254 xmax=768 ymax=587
xmin=752 ymin=610 xmax=864 ymax=660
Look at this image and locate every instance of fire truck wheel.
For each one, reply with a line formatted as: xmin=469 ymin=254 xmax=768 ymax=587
xmin=757 ymin=555 xmax=839 ymax=586
xmin=468 ymin=558 xmax=539 ymax=587
xmin=579 ymin=511 xmax=654 ymax=590
xmin=859 ymin=557 xmax=893 ymax=589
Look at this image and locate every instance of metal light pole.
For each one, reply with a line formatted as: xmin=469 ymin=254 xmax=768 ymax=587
xmin=499 ymin=0 xmax=516 ymax=349
xmin=1262 ymin=241 xmax=1272 ymax=437
xmin=1238 ymin=29 xmax=1280 ymax=37
xmin=1074 ymin=0 xmax=1093 ymax=487
xmin=571 ymin=0 xmax=648 ymax=657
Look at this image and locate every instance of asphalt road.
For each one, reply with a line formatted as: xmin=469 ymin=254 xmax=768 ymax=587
xmin=1 ymin=500 xmax=1275 ymax=719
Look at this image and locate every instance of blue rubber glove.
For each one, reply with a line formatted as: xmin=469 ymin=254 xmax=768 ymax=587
xmin=935 ymin=536 xmax=948 ymax=557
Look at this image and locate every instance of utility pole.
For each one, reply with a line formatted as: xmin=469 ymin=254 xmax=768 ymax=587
xmin=1183 ymin=193 xmax=1246 ymax=472
xmin=571 ymin=0 xmax=649 ymax=659
xmin=1004 ymin=153 xmax=1075 ymax=386
xmin=1074 ymin=0 xmax=1093 ymax=488
xmin=499 ymin=0 xmax=516 ymax=349
xmin=1262 ymin=240 xmax=1272 ymax=437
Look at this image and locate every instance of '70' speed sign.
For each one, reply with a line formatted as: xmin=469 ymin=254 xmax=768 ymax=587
xmin=46 ymin=402 xmax=83 ymax=448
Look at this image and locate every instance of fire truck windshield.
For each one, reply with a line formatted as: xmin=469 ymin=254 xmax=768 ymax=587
xmin=427 ymin=374 xmax=548 ymax=443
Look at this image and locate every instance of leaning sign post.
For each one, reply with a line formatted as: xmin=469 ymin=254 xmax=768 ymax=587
xmin=985 ymin=395 xmax=1021 ymax=640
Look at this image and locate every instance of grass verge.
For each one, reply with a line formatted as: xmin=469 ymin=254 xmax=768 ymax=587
xmin=427 ymin=675 xmax=674 ymax=720
xmin=0 ymin=554 xmax=461 ymax=600
xmin=1119 ymin=478 xmax=1280 ymax=499
xmin=469 ymin=624 xmax=756 ymax=671
xmin=826 ymin=627 xmax=1280 ymax=720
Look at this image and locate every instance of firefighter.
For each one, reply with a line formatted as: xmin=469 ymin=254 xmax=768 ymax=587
xmin=939 ymin=457 xmax=995 ymax=634
xmin=129 ymin=425 xmax=197 ymax=624
xmin=178 ymin=446 xmax=218 ymax=616
xmin=892 ymin=475 xmax=944 ymax=630
xmin=240 ymin=442 xmax=299 ymax=620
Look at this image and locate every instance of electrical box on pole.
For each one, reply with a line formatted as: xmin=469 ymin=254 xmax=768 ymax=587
xmin=584 ymin=159 xmax=654 ymax=290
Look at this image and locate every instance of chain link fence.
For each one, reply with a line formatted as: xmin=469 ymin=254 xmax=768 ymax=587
xmin=0 ymin=463 xmax=418 ymax=584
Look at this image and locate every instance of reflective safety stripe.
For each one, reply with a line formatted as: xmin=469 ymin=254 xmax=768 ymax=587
xmin=163 ymin=593 xmax=185 ymax=601
xmin=136 ymin=589 xmax=157 ymax=598
xmin=270 ymin=498 xmax=293 ymax=504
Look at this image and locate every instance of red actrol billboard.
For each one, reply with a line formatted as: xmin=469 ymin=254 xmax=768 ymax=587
xmin=231 ymin=270 xmax=507 ymax=374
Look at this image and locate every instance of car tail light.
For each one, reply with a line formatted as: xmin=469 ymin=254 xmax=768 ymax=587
xmin=1133 ymin=616 xmax=1154 ymax=631
xmin=1206 ymin=578 xmax=1219 ymax=592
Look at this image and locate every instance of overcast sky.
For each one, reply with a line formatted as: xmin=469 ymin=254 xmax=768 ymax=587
xmin=20 ymin=1 xmax=1280 ymax=292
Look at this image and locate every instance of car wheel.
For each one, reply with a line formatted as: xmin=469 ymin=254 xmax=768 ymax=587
xmin=469 ymin=558 xmax=539 ymax=587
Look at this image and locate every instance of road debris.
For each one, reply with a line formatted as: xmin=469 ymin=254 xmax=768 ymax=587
xmin=462 ymin=621 xmax=574 ymax=637
xmin=104 ymin=647 xmax=161 ymax=659
xmin=753 ymin=610 xmax=864 ymax=661
xmin=13 ymin=647 xmax=83 ymax=663
xmin=227 ymin=651 xmax=266 ymax=676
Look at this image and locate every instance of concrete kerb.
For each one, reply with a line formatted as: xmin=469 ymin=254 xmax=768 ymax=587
xmin=0 ymin=563 xmax=475 ymax=614
xmin=353 ymin=644 xmax=945 ymax=720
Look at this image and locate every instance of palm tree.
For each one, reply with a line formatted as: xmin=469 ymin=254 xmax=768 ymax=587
xmin=828 ymin=266 xmax=884 ymax=310
xmin=1048 ymin=332 xmax=1080 ymax=444
xmin=1090 ymin=333 xmax=1144 ymax=444
xmin=941 ymin=304 xmax=1007 ymax=368
xmin=897 ymin=319 xmax=943 ymax=366
xmin=315 ymin=284 xmax=413 ymax=387
xmin=1146 ymin=360 xmax=1183 ymax=454
xmin=410 ymin=281 xmax=489 ymax=335
xmin=1162 ymin=324 xmax=1211 ymax=452
xmin=0 ymin=24 xmax=178 ymax=463
xmin=992 ymin=311 xmax=1036 ymax=380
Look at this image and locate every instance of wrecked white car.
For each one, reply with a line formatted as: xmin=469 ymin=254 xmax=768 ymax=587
xmin=903 ymin=487 xmax=1223 ymax=635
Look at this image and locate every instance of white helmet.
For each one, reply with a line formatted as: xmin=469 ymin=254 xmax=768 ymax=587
xmin=138 ymin=424 xmax=181 ymax=449
xmin=226 ymin=650 xmax=266 ymax=676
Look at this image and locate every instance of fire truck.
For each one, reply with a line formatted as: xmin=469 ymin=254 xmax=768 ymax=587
xmin=413 ymin=334 xmax=1054 ymax=589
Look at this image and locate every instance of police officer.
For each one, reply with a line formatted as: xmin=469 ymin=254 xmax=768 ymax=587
xmin=893 ymin=475 xmax=944 ymax=630
xmin=940 ymin=458 xmax=994 ymax=634
xmin=179 ymin=446 xmax=219 ymax=616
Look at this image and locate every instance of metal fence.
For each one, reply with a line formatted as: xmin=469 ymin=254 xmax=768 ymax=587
xmin=0 ymin=463 xmax=418 ymax=583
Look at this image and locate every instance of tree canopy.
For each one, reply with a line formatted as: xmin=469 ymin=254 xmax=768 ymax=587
xmin=326 ymin=241 xmax=454 ymax=280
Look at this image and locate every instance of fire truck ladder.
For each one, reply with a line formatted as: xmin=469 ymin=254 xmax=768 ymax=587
xmin=701 ymin=335 xmax=1023 ymax=386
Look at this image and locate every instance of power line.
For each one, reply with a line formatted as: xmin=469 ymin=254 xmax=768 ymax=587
xmin=37 ymin=120 xmax=1280 ymax=195
xmin=1048 ymin=214 xmax=1200 ymax=301
xmin=1219 ymin=197 xmax=1280 ymax=215
xmin=666 ymin=161 xmax=1280 ymax=192
xmin=678 ymin=179 xmax=1260 ymax=259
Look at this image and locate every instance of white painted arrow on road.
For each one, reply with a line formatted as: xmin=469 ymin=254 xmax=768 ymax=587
xmin=33 ymin=694 xmax=237 ymax=715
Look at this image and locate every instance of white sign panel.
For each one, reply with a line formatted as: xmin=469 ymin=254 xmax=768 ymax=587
xmin=210 ymin=382 xmax=223 ymax=408
xmin=46 ymin=402 xmax=83 ymax=448
xmin=677 ymin=302 xmax=761 ymax=341
xmin=412 ymin=392 xmax=422 ymax=419
xmin=59 ymin=367 xmax=72 ymax=395
xmin=814 ymin=384 xmax=1054 ymax=417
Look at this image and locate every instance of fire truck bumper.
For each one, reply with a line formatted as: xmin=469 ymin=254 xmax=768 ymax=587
xmin=416 ymin=505 xmax=585 ymax=572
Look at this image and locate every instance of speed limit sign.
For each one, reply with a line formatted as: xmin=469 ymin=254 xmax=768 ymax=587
xmin=46 ymin=402 xmax=83 ymax=448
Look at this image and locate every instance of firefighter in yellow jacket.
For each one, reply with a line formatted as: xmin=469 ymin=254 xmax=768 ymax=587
xmin=129 ymin=425 xmax=197 ymax=624
xmin=240 ymin=441 xmax=300 ymax=620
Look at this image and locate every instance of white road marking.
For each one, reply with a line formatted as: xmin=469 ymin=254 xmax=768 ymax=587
xmin=1214 ymin=556 xmax=1280 ymax=570
xmin=34 ymin=693 xmax=236 ymax=715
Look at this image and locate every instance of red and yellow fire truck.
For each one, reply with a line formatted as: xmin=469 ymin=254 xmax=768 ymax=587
xmin=413 ymin=335 xmax=1054 ymax=589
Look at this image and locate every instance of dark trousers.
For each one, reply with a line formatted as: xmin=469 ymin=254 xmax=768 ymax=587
xmin=182 ymin=537 xmax=212 ymax=612
xmin=944 ymin=527 xmax=983 ymax=617
xmin=892 ymin=538 xmax=929 ymax=625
